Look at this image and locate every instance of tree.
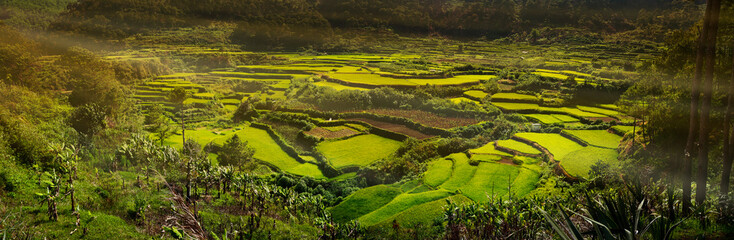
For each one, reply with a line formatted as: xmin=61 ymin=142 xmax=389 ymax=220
xmin=144 ymin=104 xmax=173 ymax=146
xmin=232 ymin=100 xmax=259 ymax=123
xmin=69 ymin=103 xmax=106 ymax=143
xmin=181 ymin=139 xmax=206 ymax=201
xmin=694 ymin=0 xmax=722 ymax=207
xmin=682 ymin=0 xmax=722 ymax=211
xmin=168 ymin=87 xmax=189 ymax=144
xmin=218 ymin=135 xmax=255 ymax=169
xmin=721 ymin=54 xmax=734 ymax=202
xmin=36 ymin=170 xmax=61 ymax=221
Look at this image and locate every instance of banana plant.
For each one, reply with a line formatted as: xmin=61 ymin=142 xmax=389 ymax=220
xmin=35 ymin=170 xmax=61 ymax=221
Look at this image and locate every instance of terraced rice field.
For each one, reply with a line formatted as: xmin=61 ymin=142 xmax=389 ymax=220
xmin=361 ymin=109 xmax=481 ymax=129
xmin=491 ymin=92 xmax=539 ymax=102
xmin=313 ymin=81 xmax=370 ymax=91
xmin=563 ymin=130 xmax=623 ymax=149
xmin=450 ymin=97 xmax=480 ymax=104
xmin=317 ymin=134 xmax=402 ymax=169
xmin=329 ymin=144 xmax=542 ymax=226
xmin=495 ymin=139 xmax=542 ymax=155
xmin=326 ymin=73 xmax=493 ymax=87
xmin=561 ymin=147 xmax=618 ymax=178
xmin=328 ymin=185 xmax=403 ymax=223
xmin=304 ymin=126 xmax=361 ymax=139
xmin=514 ymin=132 xmax=584 ymax=160
xmin=463 ymin=90 xmax=489 ymax=100
xmin=161 ymin=127 xmax=324 ymax=178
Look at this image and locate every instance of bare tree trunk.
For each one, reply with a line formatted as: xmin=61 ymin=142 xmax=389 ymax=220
xmin=696 ymin=0 xmax=722 ymax=206
xmin=721 ymin=53 xmax=734 ymax=200
xmin=683 ymin=29 xmax=705 ymax=214
xmin=684 ymin=0 xmax=718 ymax=213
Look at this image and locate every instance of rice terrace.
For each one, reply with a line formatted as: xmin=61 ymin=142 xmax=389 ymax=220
xmin=1 ymin=0 xmax=734 ymax=239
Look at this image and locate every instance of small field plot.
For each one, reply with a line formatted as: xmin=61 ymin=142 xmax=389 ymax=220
xmin=317 ymin=134 xmax=401 ymax=169
xmin=327 ymin=73 xmax=415 ymax=87
xmin=313 ymin=81 xmax=369 ymax=91
xmin=495 ymin=139 xmax=542 ymax=155
xmin=515 ymin=133 xmax=584 ymax=160
xmin=409 ymin=75 xmax=485 ymax=86
xmin=439 ymin=154 xmax=477 ymax=191
xmin=563 ymin=130 xmax=622 ymax=149
xmin=423 ymin=159 xmax=454 ymax=187
xmin=460 ymin=162 xmax=519 ymax=202
xmin=492 ymin=102 xmax=540 ymax=111
xmin=304 ymin=126 xmax=360 ymax=140
xmin=451 ymin=97 xmax=480 ymax=104
xmin=491 ymin=93 xmax=538 ymax=102
xmin=463 ymin=90 xmax=489 ymax=100
xmin=511 ymin=167 xmax=542 ymax=196
xmin=552 ymin=114 xmax=580 ymax=122
xmin=286 ymin=163 xmax=325 ymax=179
xmin=611 ymin=125 xmax=636 ymax=135
xmin=523 ymin=114 xmax=564 ymax=124
xmin=375 ymin=194 xmax=472 ymax=227
xmin=469 ymin=143 xmax=513 ymax=157
xmin=356 ymin=189 xmax=452 ymax=226
xmin=560 ymin=147 xmax=618 ymax=178
xmin=577 ymin=106 xmax=622 ymax=117
xmin=533 ymin=71 xmax=568 ymax=80
xmin=329 ymin=185 xmax=403 ymax=223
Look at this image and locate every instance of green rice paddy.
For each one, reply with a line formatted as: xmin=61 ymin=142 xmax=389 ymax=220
xmin=317 ymin=134 xmax=402 ymax=169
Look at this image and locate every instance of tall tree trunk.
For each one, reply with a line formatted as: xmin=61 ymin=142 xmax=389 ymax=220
xmin=683 ymin=27 xmax=706 ymax=214
xmin=721 ymin=53 xmax=734 ymax=201
xmin=696 ymin=0 xmax=722 ymax=206
xmin=684 ymin=0 xmax=720 ymax=212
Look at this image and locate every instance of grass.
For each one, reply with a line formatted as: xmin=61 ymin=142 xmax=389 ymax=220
xmin=439 ymin=154 xmax=477 ymax=191
xmin=491 ymin=93 xmax=538 ymax=102
xmin=460 ymin=162 xmax=519 ymax=202
xmin=560 ymin=147 xmax=618 ymax=178
xmin=356 ymin=189 xmax=452 ymax=226
xmin=515 ymin=132 xmax=584 ymax=159
xmin=328 ymin=185 xmax=403 ymax=223
xmin=463 ymin=90 xmax=489 ymax=100
xmin=563 ymin=130 xmax=623 ymax=149
xmin=423 ymin=159 xmax=453 ymax=187
xmin=495 ymin=139 xmax=542 ymax=155
xmin=317 ymin=134 xmax=401 ymax=169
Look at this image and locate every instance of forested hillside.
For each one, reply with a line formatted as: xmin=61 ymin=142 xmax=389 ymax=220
xmin=45 ymin=0 xmax=701 ymax=49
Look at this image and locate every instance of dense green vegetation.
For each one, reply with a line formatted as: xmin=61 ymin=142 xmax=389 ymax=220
xmin=1 ymin=0 xmax=734 ymax=239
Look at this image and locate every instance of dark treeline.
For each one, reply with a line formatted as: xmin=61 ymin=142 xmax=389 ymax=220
xmin=46 ymin=0 xmax=702 ymax=49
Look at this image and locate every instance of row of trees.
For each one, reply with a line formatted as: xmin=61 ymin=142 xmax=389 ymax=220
xmin=45 ymin=0 xmax=702 ymax=49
